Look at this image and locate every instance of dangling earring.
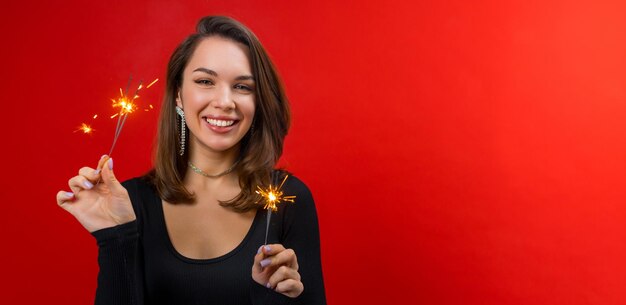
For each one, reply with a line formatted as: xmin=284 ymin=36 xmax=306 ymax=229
xmin=175 ymin=106 xmax=186 ymax=156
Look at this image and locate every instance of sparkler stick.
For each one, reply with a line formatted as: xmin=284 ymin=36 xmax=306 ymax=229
xmin=108 ymin=112 xmax=128 ymax=156
xmin=256 ymin=174 xmax=296 ymax=245
xmin=124 ymin=75 xmax=132 ymax=100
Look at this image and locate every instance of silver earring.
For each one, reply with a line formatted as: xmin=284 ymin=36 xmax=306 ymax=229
xmin=175 ymin=106 xmax=186 ymax=156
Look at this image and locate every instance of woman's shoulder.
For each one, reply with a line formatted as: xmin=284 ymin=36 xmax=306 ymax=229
xmin=274 ymin=170 xmax=313 ymax=199
xmin=270 ymin=170 xmax=317 ymax=219
xmin=272 ymin=171 xmax=321 ymax=238
xmin=121 ymin=175 xmax=156 ymax=195
xmin=121 ymin=175 xmax=159 ymax=217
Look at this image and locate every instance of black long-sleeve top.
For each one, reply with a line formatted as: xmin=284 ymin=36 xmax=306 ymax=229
xmin=91 ymin=175 xmax=326 ymax=305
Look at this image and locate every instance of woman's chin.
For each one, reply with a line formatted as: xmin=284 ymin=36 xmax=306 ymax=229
xmin=196 ymin=141 xmax=241 ymax=154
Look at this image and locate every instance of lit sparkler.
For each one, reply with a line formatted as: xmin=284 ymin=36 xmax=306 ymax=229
xmin=74 ymin=76 xmax=158 ymax=175
xmin=105 ymin=76 xmax=158 ymax=156
xmin=256 ymin=174 xmax=296 ymax=244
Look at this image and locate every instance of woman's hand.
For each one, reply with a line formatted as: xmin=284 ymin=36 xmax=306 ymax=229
xmin=252 ymin=244 xmax=304 ymax=298
xmin=56 ymin=156 xmax=135 ymax=233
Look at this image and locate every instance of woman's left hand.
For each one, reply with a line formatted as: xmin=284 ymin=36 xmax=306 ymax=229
xmin=252 ymin=244 xmax=304 ymax=298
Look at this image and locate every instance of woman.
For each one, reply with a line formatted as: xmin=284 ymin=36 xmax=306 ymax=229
xmin=56 ymin=16 xmax=326 ymax=305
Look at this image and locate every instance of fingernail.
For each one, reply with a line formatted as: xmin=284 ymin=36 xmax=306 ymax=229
xmin=266 ymin=282 xmax=271 ymax=289
xmin=83 ymin=181 xmax=94 ymax=189
xmin=65 ymin=192 xmax=74 ymax=198
xmin=260 ymin=258 xmax=271 ymax=268
xmin=94 ymin=169 xmax=101 ymax=175
xmin=257 ymin=246 xmax=263 ymax=254
xmin=101 ymin=154 xmax=107 ymax=159
xmin=264 ymin=245 xmax=271 ymax=252
xmin=108 ymin=158 xmax=114 ymax=170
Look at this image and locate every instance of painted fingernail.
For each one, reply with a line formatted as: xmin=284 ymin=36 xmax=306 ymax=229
xmin=264 ymin=245 xmax=271 ymax=252
xmin=94 ymin=169 xmax=101 ymax=175
xmin=257 ymin=246 xmax=263 ymax=254
xmin=260 ymin=258 xmax=271 ymax=268
xmin=65 ymin=192 xmax=74 ymax=198
xmin=266 ymin=282 xmax=271 ymax=289
xmin=83 ymin=181 xmax=94 ymax=189
xmin=108 ymin=158 xmax=114 ymax=170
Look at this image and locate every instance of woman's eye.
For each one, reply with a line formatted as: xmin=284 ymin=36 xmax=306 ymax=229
xmin=234 ymin=84 xmax=253 ymax=91
xmin=195 ymin=79 xmax=213 ymax=86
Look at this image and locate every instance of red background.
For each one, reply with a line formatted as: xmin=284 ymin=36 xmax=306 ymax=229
xmin=1 ymin=0 xmax=625 ymax=304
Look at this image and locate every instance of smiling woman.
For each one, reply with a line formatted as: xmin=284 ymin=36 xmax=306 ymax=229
xmin=56 ymin=16 xmax=326 ymax=305
xmin=155 ymin=17 xmax=292 ymax=212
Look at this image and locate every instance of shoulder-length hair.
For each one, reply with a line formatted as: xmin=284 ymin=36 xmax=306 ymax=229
xmin=148 ymin=16 xmax=290 ymax=212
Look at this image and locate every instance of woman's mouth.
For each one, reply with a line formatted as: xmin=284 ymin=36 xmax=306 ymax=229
xmin=205 ymin=117 xmax=236 ymax=127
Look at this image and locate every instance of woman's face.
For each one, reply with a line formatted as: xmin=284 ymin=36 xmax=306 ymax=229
xmin=177 ymin=36 xmax=255 ymax=155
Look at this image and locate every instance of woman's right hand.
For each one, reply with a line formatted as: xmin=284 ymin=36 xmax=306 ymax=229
xmin=56 ymin=155 xmax=136 ymax=233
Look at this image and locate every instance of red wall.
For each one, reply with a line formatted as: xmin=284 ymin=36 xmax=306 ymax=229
xmin=2 ymin=0 xmax=625 ymax=304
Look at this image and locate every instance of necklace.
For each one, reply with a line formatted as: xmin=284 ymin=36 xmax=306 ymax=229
xmin=188 ymin=160 xmax=239 ymax=178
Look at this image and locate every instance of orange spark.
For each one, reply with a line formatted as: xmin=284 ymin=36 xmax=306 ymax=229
xmin=75 ymin=123 xmax=94 ymax=134
xmin=112 ymin=97 xmax=137 ymax=115
xmin=146 ymin=78 xmax=159 ymax=88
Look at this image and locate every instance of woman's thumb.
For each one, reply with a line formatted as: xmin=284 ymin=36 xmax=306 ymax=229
xmin=101 ymin=157 xmax=123 ymax=193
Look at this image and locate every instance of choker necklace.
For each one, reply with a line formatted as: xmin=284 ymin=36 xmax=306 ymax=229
xmin=188 ymin=160 xmax=239 ymax=178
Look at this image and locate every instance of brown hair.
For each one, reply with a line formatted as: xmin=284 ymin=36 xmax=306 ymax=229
xmin=148 ymin=16 xmax=290 ymax=212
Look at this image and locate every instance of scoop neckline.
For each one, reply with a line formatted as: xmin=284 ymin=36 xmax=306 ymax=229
xmin=155 ymin=196 xmax=261 ymax=265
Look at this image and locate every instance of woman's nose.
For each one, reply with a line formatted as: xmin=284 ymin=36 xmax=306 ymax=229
xmin=212 ymin=86 xmax=235 ymax=110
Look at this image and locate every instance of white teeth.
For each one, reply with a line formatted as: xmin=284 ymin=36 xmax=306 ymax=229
xmin=206 ymin=118 xmax=235 ymax=127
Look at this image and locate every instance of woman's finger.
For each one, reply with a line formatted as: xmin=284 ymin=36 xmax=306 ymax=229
xmin=274 ymin=278 xmax=304 ymax=298
xmin=68 ymin=175 xmax=95 ymax=194
xmin=267 ymin=265 xmax=301 ymax=289
xmin=78 ymin=166 xmax=100 ymax=183
xmin=56 ymin=190 xmax=76 ymax=216
xmin=100 ymin=157 xmax=124 ymax=195
xmin=261 ymin=247 xmax=299 ymax=270
xmin=262 ymin=244 xmax=286 ymax=256
xmin=253 ymin=245 xmax=272 ymax=274
xmin=56 ymin=190 xmax=75 ymax=207
xmin=96 ymin=155 xmax=110 ymax=171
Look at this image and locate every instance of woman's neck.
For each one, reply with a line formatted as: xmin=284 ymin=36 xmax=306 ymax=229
xmin=185 ymin=143 xmax=241 ymax=189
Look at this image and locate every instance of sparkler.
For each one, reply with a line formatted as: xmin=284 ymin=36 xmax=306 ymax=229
xmin=256 ymin=174 xmax=296 ymax=245
xmin=74 ymin=76 xmax=158 ymax=172
xmin=86 ymin=76 xmax=158 ymax=150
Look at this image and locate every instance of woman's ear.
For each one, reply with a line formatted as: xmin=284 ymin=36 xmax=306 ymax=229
xmin=176 ymin=90 xmax=182 ymax=108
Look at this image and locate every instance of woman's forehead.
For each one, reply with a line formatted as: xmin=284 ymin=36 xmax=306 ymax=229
xmin=186 ymin=36 xmax=252 ymax=76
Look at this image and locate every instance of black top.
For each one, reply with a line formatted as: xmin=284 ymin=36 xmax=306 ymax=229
xmin=91 ymin=175 xmax=326 ymax=305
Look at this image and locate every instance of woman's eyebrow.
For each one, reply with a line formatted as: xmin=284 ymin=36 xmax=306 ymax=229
xmin=235 ymin=75 xmax=254 ymax=81
xmin=192 ymin=67 xmax=218 ymax=76
xmin=192 ymin=67 xmax=253 ymax=81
